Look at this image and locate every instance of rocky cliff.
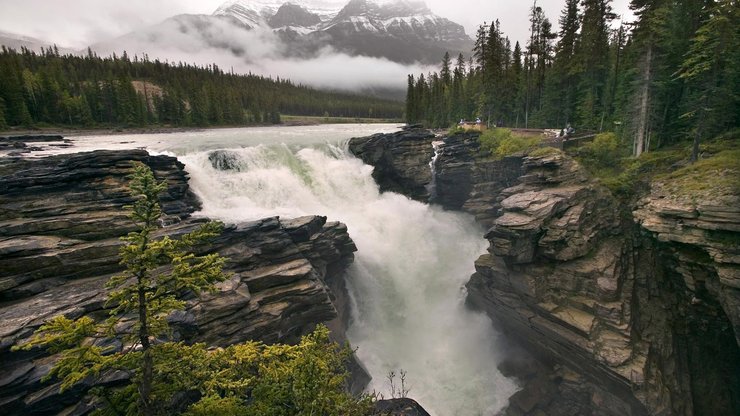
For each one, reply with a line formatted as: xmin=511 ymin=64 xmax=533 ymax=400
xmin=348 ymin=126 xmax=434 ymax=202
xmin=348 ymin=129 xmax=740 ymax=415
xmin=0 ymin=150 xmax=361 ymax=415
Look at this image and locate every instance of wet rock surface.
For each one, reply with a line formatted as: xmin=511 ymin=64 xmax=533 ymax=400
xmin=0 ymin=135 xmax=72 ymax=156
xmin=471 ymin=153 xmax=739 ymax=416
xmin=0 ymin=150 xmax=361 ymax=415
xmin=348 ymin=126 xmax=435 ymax=202
xmin=352 ymin=128 xmax=740 ymax=416
xmin=373 ymin=398 xmax=431 ymax=416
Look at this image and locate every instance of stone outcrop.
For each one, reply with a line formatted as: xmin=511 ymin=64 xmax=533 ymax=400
xmin=466 ymin=152 xmax=651 ymax=415
xmin=348 ymin=126 xmax=435 ymax=202
xmin=350 ymin=128 xmax=740 ymax=416
xmin=468 ymin=152 xmax=739 ymax=416
xmin=633 ymin=184 xmax=740 ymax=346
xmin=0 ymin=150 xmax=361 ymax=415
xmin=434 ymin=132 xmax=524 ymax=227
xmin=348 ymin=129 xmax=523 ymax=226
xmin=0 ymin=135 xmax=72 ymax=156
xmin=373 ymin=398 xmax=431 ymax=416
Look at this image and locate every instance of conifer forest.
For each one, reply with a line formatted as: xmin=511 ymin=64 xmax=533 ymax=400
xmin=0 ymin=47 xmax=404 ymax=129
xmin=406 ymin=0 xmax=738 ymax=156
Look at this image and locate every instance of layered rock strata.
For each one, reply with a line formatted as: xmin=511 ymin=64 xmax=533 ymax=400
xmin=348 ymin=129 xmax=740 ymax=416
xmin=0 ymin=135 xmax=72 ymax=156
xmin=0 ymin=150 xmax=360 ymax=415
xmin=348 ymin=126 xmax=435 ymax=202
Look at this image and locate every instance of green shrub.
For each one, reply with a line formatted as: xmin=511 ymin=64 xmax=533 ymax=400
xmin=577 ymin=132 xmax=622 ymax=168
xmin=185 ymin=396 xmax=249 ymax=416
xmin=479 ymin=128 xmax=540 ymax=159
xmin=180 ymin=325 xmax=374 ymax=416
xmin=448 ymin=125 xmax=465 ymax=135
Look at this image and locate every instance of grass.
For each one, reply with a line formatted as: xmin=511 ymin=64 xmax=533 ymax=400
xmin=659 ymin=148 xmax=740 ymax=201
xmin=571 ymin=131 xmax=739 ymax=201
xmin=478 ymin=128 xmax=541 ymax=159
xmin=529 ymin=146 xmax=563 ymax=158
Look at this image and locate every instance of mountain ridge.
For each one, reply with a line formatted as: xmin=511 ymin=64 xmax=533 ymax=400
xmin=210 ymin=0 xmax=472 ymax=64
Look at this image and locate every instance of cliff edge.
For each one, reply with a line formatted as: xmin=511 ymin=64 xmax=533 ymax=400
xmin=348 ymin=129 xmax=740 ymax=415
xmin=0 ymin=150 xmax=362 ymax=414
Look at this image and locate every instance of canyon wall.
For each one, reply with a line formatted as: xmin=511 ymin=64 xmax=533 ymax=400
xmin=349 ymin=129 xmax=740 ymax=416
xmin=0 ymin=150 xmax=361 ymax=414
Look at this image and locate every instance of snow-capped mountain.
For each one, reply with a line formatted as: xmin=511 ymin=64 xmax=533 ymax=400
xmin=87 ymin=0 xmax=472 ymax=85
xmin=214 ymin=0 xmax=343 ymax=28
xmin=212 ymin=0 xmax=472 ymax=64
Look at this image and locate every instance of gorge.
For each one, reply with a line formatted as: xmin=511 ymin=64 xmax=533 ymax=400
xmin=1 ymin=125 xmax=517 ymax=415
xmin=1 ymin=124 xmax=738 ymax=415
xmin=349 ymin=127 xmax=740 ymax=415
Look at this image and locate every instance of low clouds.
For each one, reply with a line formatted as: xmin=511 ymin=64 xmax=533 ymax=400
xmin=0 ymin=0 xmax=633 ymax=93
xmin=424 ymin=0 xmax=634 ymax=46
xmin=0 ymin=0 xmax=635 ymax=49
xmin=0 ymin=0 xmax=203 ymax=48
xmin=91 ymin=15 xmax=434 ymax=92
xmin=260 ymin=50 xmax=433 ymax=91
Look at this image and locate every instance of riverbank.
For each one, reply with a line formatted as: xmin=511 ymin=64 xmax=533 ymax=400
xmin=0 ymin=117 xmax=403 ymax=138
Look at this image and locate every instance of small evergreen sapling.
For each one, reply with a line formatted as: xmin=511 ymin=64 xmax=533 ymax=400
xmin=15 ymin=162 xmax=228 ymax=415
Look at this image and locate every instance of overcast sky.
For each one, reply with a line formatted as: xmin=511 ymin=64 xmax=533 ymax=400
xmin=0 ymin=0 xmax=634 ymax=49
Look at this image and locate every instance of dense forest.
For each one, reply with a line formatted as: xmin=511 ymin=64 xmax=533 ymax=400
xmin=406 ymin=0 xmax=738 ymax=156
xmin=0 ymin=47 xmax=404 ymax=129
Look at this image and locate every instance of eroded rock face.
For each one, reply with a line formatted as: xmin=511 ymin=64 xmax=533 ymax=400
xmin=348 ymin=127 xmax=435 ymax=202
xmin=466 ymin=153 xmax=650 ymax=415
xmin=465 ymin=153 xmax=740 ymax=416
xmin=0 ymin=150 xmax=360 ymax=415
xmin=350 ymin=130 xmax=739 ymax=415
xmin=430 ymin=131 xmax=525 ymax=228
xmin=632 ymin=181 xmax=740 ymax=415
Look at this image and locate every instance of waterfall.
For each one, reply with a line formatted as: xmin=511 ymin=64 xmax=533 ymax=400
xmin=179 ymin=140 xmax=518 ymax=415
xmin=426 ymin=140 xmax=444 ymax=203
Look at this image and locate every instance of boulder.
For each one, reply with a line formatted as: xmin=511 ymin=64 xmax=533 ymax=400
xmin=373 ymin=398 xmax=431 ymax=416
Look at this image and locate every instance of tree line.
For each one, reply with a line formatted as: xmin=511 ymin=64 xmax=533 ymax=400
xmin=0 ymin=47 xmax=404 ymax=129
xmin=406 ymin=0 xmax=738 ymax=157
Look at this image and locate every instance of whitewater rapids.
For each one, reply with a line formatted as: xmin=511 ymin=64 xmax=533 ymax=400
xmin=179 ymin=140 xmax=518 ymax=415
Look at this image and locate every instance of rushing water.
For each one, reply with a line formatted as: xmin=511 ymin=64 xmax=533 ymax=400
xmin=45 ymin=125 xmax=518 ymax=415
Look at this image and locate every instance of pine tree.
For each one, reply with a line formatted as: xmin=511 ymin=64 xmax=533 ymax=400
xmin=511 ymin=41 xmax=525 ymax=127
xmin=677 ymin=0 xmax=739 ymax=162
xmin=576 ymin=0 xmax=614 ymax=129
xmin=406 ymin=74 xmax=417 ymax=123
xmin=16 ymin=163 xmax=228 ymax=414
xmin=473 ymin=24 xmax=489 ymax=69
xmin=628 ymin=0 xmax=664 ymax=155
xmin=440 ymin=52 xmax=452 ymax=87
xmin=451 ymin=54 xmax=467 ymax=122
xmin=415 ymin=73 xmax=428 ymax=124
xmin=542 ymin=0 xmax=580 ymax=127
xmin=0 ymin=63 xmax=32 ymax=126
